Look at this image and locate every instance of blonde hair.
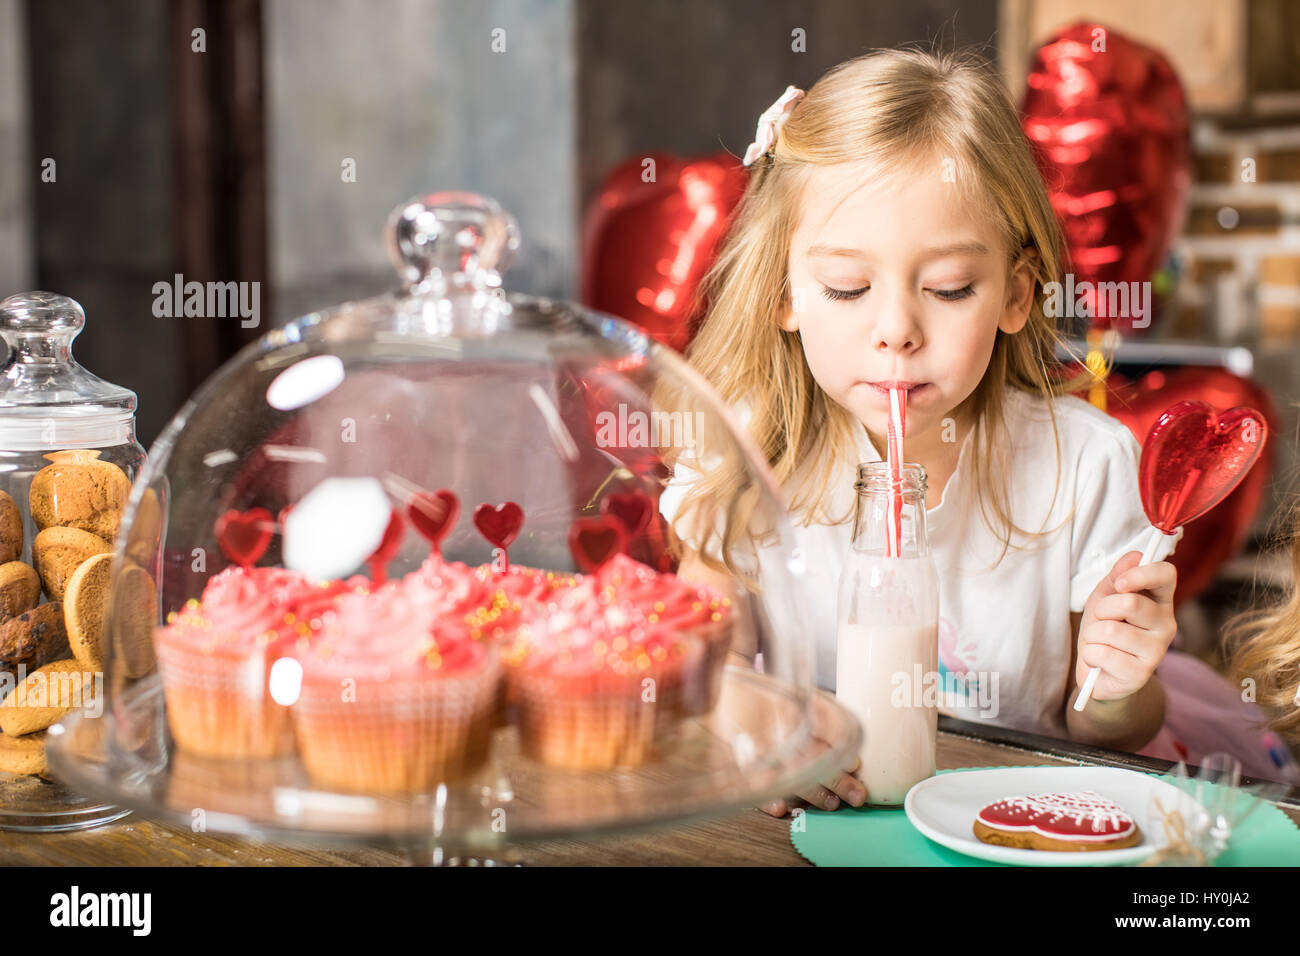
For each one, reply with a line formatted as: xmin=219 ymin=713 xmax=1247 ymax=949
xmin=1225 ymin=504 xmax=1300 ymax=744
xmin=669 ymin=47 xmax=1095 ymax=579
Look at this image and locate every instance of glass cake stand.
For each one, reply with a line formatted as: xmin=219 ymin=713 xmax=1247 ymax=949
xmin=49 ymin=669 xmax=859 ymax=862
xmin=0 ymin=772 xmax=129 ymax=833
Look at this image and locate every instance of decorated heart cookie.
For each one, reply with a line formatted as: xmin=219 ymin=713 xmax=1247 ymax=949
xmin=973 ymin=790 xmax=1140 ymax=852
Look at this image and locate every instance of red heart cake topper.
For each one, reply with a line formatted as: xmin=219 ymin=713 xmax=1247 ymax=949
xmin=569 ymin=515 xmax=629 ymax=573
xmin=1139 ymin=401 xmax=1268 ymax=532
xmin=408 ymin=490 xmax=460 ymax=557
xmin=474 ymin=501 xmax=524 ymax=548
xmin=216 ymin=507 xmax=274 ymax=568
xmin=366 ymin=510 xmax=406 ymax=584
xmin=600 ymin=490 xmax=653 ymax=537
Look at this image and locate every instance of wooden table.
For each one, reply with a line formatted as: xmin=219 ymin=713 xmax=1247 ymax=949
xmin=4 ymin=718 xmax=1296 ymax=866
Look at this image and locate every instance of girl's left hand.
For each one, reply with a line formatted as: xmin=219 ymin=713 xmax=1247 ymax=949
xmin=1075 ymin=550 xmax=1177 ymax=702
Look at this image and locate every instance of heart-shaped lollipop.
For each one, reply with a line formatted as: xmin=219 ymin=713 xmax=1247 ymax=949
xmin=1138 ymin=401 xmax=1267 ymax=531
xmin=408 ymin=489 xmax=460 ymax=558
xmin=569 ymin=515 xmax=629 ymax=573
xmin=474 ymin=501 xmax=524 ymax=571
xmin=366 ymin=510 xmax=406 ymax=584
xmin=1075 ymin=399 xmax=1267 ymax=712
xmin=600 ymin=490 xmax=653 ymax=538
xmin=216 ymin=507 xmax=274 ymax=568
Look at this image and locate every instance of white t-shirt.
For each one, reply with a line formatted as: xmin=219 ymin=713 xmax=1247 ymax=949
xmin=658 ymin=386 xmax=1180 ymax=740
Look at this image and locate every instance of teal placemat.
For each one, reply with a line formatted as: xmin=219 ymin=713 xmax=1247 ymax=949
xmin=790 ymin=766 xmax=1300 ymax=866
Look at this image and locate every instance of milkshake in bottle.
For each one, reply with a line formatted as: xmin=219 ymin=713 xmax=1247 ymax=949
xmin=836 ymin=462 xmax=939 ymax=807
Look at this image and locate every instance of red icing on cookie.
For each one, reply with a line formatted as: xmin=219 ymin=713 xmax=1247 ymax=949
xmin=976 ymin=791 xmax=1136 ymax=843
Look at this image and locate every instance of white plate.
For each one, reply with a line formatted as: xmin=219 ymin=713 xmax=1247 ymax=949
xmin=904 ymin=766 xmax=1203 ymax=866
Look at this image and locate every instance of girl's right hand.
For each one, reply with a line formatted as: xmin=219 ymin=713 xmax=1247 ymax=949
xmin=759 ymin=694 xmax=867 ymax=816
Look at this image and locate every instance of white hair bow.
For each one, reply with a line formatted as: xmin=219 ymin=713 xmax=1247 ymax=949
xmin=742 ymin=85 xmax=805 ymax=167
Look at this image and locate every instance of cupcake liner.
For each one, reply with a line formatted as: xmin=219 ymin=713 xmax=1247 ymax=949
xmin=292 ymin=656 xmax=502 ymax=793
xmin=155 ymin=638 xmax=293 ymax=759
xmin=677 ymin=616 xmax=733 ymax=718
xmin=512 ymin=664 xmax=672 ymax=769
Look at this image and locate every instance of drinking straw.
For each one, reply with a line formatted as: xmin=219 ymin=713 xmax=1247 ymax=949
xmin=886 ymin=387 xmax=906 ymax=557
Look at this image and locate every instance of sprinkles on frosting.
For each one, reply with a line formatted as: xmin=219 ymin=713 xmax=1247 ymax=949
xmin=977 ymin=790 xmax=1136 ymax=843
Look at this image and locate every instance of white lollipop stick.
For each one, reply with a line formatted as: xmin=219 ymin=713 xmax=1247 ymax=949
xmin=1073 ymin=524 xmax=1178 ymax=712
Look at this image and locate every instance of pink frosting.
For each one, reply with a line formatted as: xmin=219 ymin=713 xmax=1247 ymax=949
xmin=590 ymin=554 xmax=729 ymax=634
xmin=157 ymin=566 xmax=364 ymax=655
xmin=301 ymin=582 xmax=489 ymax=680
xmin=397 ymin=558 xmax=580 ymax=642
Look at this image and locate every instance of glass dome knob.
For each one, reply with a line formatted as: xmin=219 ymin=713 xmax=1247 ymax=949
xmin=1 ymin=291 xmax=85 ymax=358
xmin=386 ymin=191 xmax=521 ymax=295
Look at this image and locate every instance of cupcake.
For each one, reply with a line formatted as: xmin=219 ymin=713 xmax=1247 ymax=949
xmin=400 ymin=557 xmax=580 ymax=644
xmin=154 ymin=566 xmax=358 ymax=758
xmin=589 ymin=554 xmax=733 ymax=718
xmin=292 ymin=584 xmax=502 ymax=793
xmin=505 ymin=588 xmax=692 ymax=769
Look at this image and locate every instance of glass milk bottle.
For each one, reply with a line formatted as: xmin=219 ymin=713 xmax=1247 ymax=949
xmin=836 ymin=462 xmax=938 ymax=807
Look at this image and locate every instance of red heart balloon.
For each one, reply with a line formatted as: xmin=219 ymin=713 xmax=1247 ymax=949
xmin=601 ymin=490 xmax=653 ymax=537
xmin=581 ymin=151 xmax=746 ymax=352
xmin=1021 ymin=22 xmax=1191 ymax=336
xmin=569 ymin=516 xmax=628 ymax=573
xmin=215 ymin=507 xmax=274 ymax=568
xmin=408 ymin=490 xmax=460 ymax=552
xmin=1139 ymin=400 xmax=1268 ymax=532
xmin=473 ymin=502 xmax=524 ymax=550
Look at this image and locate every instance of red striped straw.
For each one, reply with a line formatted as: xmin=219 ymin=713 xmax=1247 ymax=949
xmin=887 ymin=387 xmax=906 ymax=557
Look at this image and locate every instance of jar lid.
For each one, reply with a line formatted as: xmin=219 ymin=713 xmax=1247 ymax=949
xmin=0 ymin=291 xmax=137 ymax=449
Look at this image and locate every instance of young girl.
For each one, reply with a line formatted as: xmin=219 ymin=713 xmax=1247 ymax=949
xmin=658 ymin=47 xmax=1187 ymax=813
xmin=1227 ymin=511 xmax=1300 ymax=748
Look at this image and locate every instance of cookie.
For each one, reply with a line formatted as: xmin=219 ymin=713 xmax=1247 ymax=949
xmin=32 ymin=527 xmax=112 ymax=601
xmin=0 ymin=658 xmax=94 ymax=736
xmin=0 ymin=490 xmax=21 ymax=564
xmin=0 ymin=730 xmax=47 ymax=776
xmin=125 ymin=488 xmax=161 ymax=568
xmin=973 ymin=791 xmax=1141 ymax=852
xmin=0 ymin=602 xmax=69 ymax=690
xmin=0 ymin=561 xmax=40 ymax=620
xmin=29 ymin=450 xmax=131 ymax=542
xmin=64 ymin=553 xmax=111 ymax=670
xmin=111 ymin=563 xmax=157 ymax=679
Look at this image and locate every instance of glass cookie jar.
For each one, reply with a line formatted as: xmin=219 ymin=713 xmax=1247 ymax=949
xmin=44 ymin=191 xmax=854 ymax=853
xmin=0 ymin=291 xmax=143 ymax=829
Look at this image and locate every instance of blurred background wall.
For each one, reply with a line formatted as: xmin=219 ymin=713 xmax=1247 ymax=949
xmin=0 ymin=0 xmax=996 ymax=446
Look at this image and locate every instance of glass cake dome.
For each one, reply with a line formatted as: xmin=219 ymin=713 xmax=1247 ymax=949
xmin=49 ymin=191 xmax=857 ymax=855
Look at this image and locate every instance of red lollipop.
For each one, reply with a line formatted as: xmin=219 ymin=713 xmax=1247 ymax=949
xmin=408 ymin=489 xmax=460 ymax=559
xmin=366 ymin=510 xmax=406 ymax=585
xmin=1138 ymin=401 xmax=1268 ymax=534
xmin=215 ymin=508 xmax=274 ymax=569
xmin=473 ymin=502 xmax=524 ymax=571
xmin=569 ymin=515 xmax=629 ymax=573
xmin=600 ymin=490 xmax=653 ymax=537
xmin=1075 ymin=400 xmax=1267 ymax=711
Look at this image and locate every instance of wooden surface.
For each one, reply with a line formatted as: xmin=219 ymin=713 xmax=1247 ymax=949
xmin=4 ymin=727 xmax=1296 ymax=866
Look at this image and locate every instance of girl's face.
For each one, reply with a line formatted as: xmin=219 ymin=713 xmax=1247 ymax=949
xmin=782 ymin=156 xmax=1037 ymax=451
